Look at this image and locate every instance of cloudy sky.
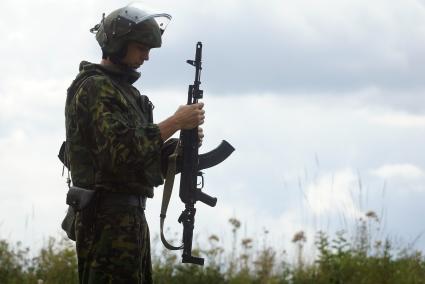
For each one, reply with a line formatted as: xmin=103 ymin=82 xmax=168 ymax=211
xmin=1 ymin=0 xmax=425 ymax=262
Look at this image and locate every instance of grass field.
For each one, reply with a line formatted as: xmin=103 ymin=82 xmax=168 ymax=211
xmin=1 ymin=214 xmax=424 ymax=284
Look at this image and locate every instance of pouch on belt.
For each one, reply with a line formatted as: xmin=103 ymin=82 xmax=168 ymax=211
xmin=61 ymin=186 xmax=96 ymax=241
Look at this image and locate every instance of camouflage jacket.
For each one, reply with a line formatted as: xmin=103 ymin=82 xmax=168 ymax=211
xmin=65 ymin=61 xmax=167 ymax=197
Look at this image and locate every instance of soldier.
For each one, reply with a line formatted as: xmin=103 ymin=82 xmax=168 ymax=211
xmin=64 ymin=3 xmax=205 ymax=283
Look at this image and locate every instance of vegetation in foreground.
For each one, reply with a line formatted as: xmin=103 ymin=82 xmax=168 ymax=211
xmin=1 ymin=214 xmax=425 ymax=284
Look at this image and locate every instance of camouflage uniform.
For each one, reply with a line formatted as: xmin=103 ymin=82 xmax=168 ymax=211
xmin=65 ymin=60 xmax=167 ymax=283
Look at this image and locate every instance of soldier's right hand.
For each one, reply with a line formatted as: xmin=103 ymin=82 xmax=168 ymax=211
xmin=174 ymin=103 xmax=205 ymax=130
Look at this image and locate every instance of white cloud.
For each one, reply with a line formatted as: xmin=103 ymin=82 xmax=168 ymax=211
xmin=304 ymin=169 xmax=362 ymax=219
xmin=369 ymin=112 xmax=425 ymax=128
xmin=371 ymin=164 xmax=425 ymax=180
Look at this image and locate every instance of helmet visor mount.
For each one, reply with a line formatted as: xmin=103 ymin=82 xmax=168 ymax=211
xmin=118 ymin=2 xmax=171 ymax=36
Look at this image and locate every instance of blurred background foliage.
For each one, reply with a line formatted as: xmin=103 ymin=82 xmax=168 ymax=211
xmin=1 ymin=215 xmax=425 ymax=284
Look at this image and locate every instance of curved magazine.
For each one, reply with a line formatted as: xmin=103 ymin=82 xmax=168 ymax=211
xmin=198 ymin=140 xmax=235 ymax=170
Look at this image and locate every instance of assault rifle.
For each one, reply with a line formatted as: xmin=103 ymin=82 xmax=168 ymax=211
xmin=160 ymin=42 xmax=235 ymax=265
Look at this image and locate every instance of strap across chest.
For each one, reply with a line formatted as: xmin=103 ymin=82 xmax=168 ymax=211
xmin=110 ymin=80 xmax=152 ymax=124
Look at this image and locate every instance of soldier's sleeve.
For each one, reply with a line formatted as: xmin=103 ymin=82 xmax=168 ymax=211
xmin=74 ymin=76 xmax=164 ymax=186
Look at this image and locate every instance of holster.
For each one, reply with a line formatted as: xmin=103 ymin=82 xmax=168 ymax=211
xmin=61 ymin=186 xmax=96 ymax=241
xmin=66 ymin=186 xmax=96 ymax=210
xmin=61 ymin=206 xmax=77 ymax=241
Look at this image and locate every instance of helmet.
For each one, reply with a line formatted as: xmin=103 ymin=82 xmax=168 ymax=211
xmin=91 ymin=3 xmax=171 ymax=55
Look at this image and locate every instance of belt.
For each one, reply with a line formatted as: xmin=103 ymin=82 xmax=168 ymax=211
xmin=98 ymin=191 xmax=147 ymax=209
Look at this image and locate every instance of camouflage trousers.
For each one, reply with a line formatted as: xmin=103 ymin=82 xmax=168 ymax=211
xmin=75 ymin=200 xmax=152 ymax=284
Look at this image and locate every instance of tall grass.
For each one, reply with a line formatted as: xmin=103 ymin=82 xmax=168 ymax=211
xmin=0 ymin=236 xmax=77 ymax=284
xmin=1 ymin=214 xmax=424 ymax=283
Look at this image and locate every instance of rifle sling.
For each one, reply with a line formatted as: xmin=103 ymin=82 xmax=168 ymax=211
xmin=160 ymin=142 xmax=184 ymax=250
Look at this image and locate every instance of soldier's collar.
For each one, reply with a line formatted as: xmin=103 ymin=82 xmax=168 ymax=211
xmin=79 ymin=61 xmax=141 ymax=84
xmin=97 ymin=63 xmax=141 ymax=84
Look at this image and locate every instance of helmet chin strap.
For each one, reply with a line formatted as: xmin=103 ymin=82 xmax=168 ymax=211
xmin=102 ymin=57 xmax=140 ymax=73
xmin=102 ymin=44 xmax=128 ymax=64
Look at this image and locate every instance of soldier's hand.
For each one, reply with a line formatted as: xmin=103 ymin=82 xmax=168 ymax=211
xmin=198 ymin=127 xmax=204 ymax=147
xmin=174 ymin=103 xmax=205 ymax=130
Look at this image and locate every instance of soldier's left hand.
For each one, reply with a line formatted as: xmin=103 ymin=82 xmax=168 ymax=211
xmin=198 ymin=127 xmax=204 ymax=147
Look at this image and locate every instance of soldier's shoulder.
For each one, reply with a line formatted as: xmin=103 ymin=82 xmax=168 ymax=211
xmin=76 ymin=74 xmax=126 ymax=108
xmin=68 ymin=74 xmax=114 ymax=107
xmin=78 ymin=73 xmax=113 ymax=91
xmin=71 ymin=61 xmax=113 ymax=92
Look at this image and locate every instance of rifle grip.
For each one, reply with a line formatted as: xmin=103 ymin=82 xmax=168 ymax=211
xmin=196 ymin=191 xmax=217 ymax=207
